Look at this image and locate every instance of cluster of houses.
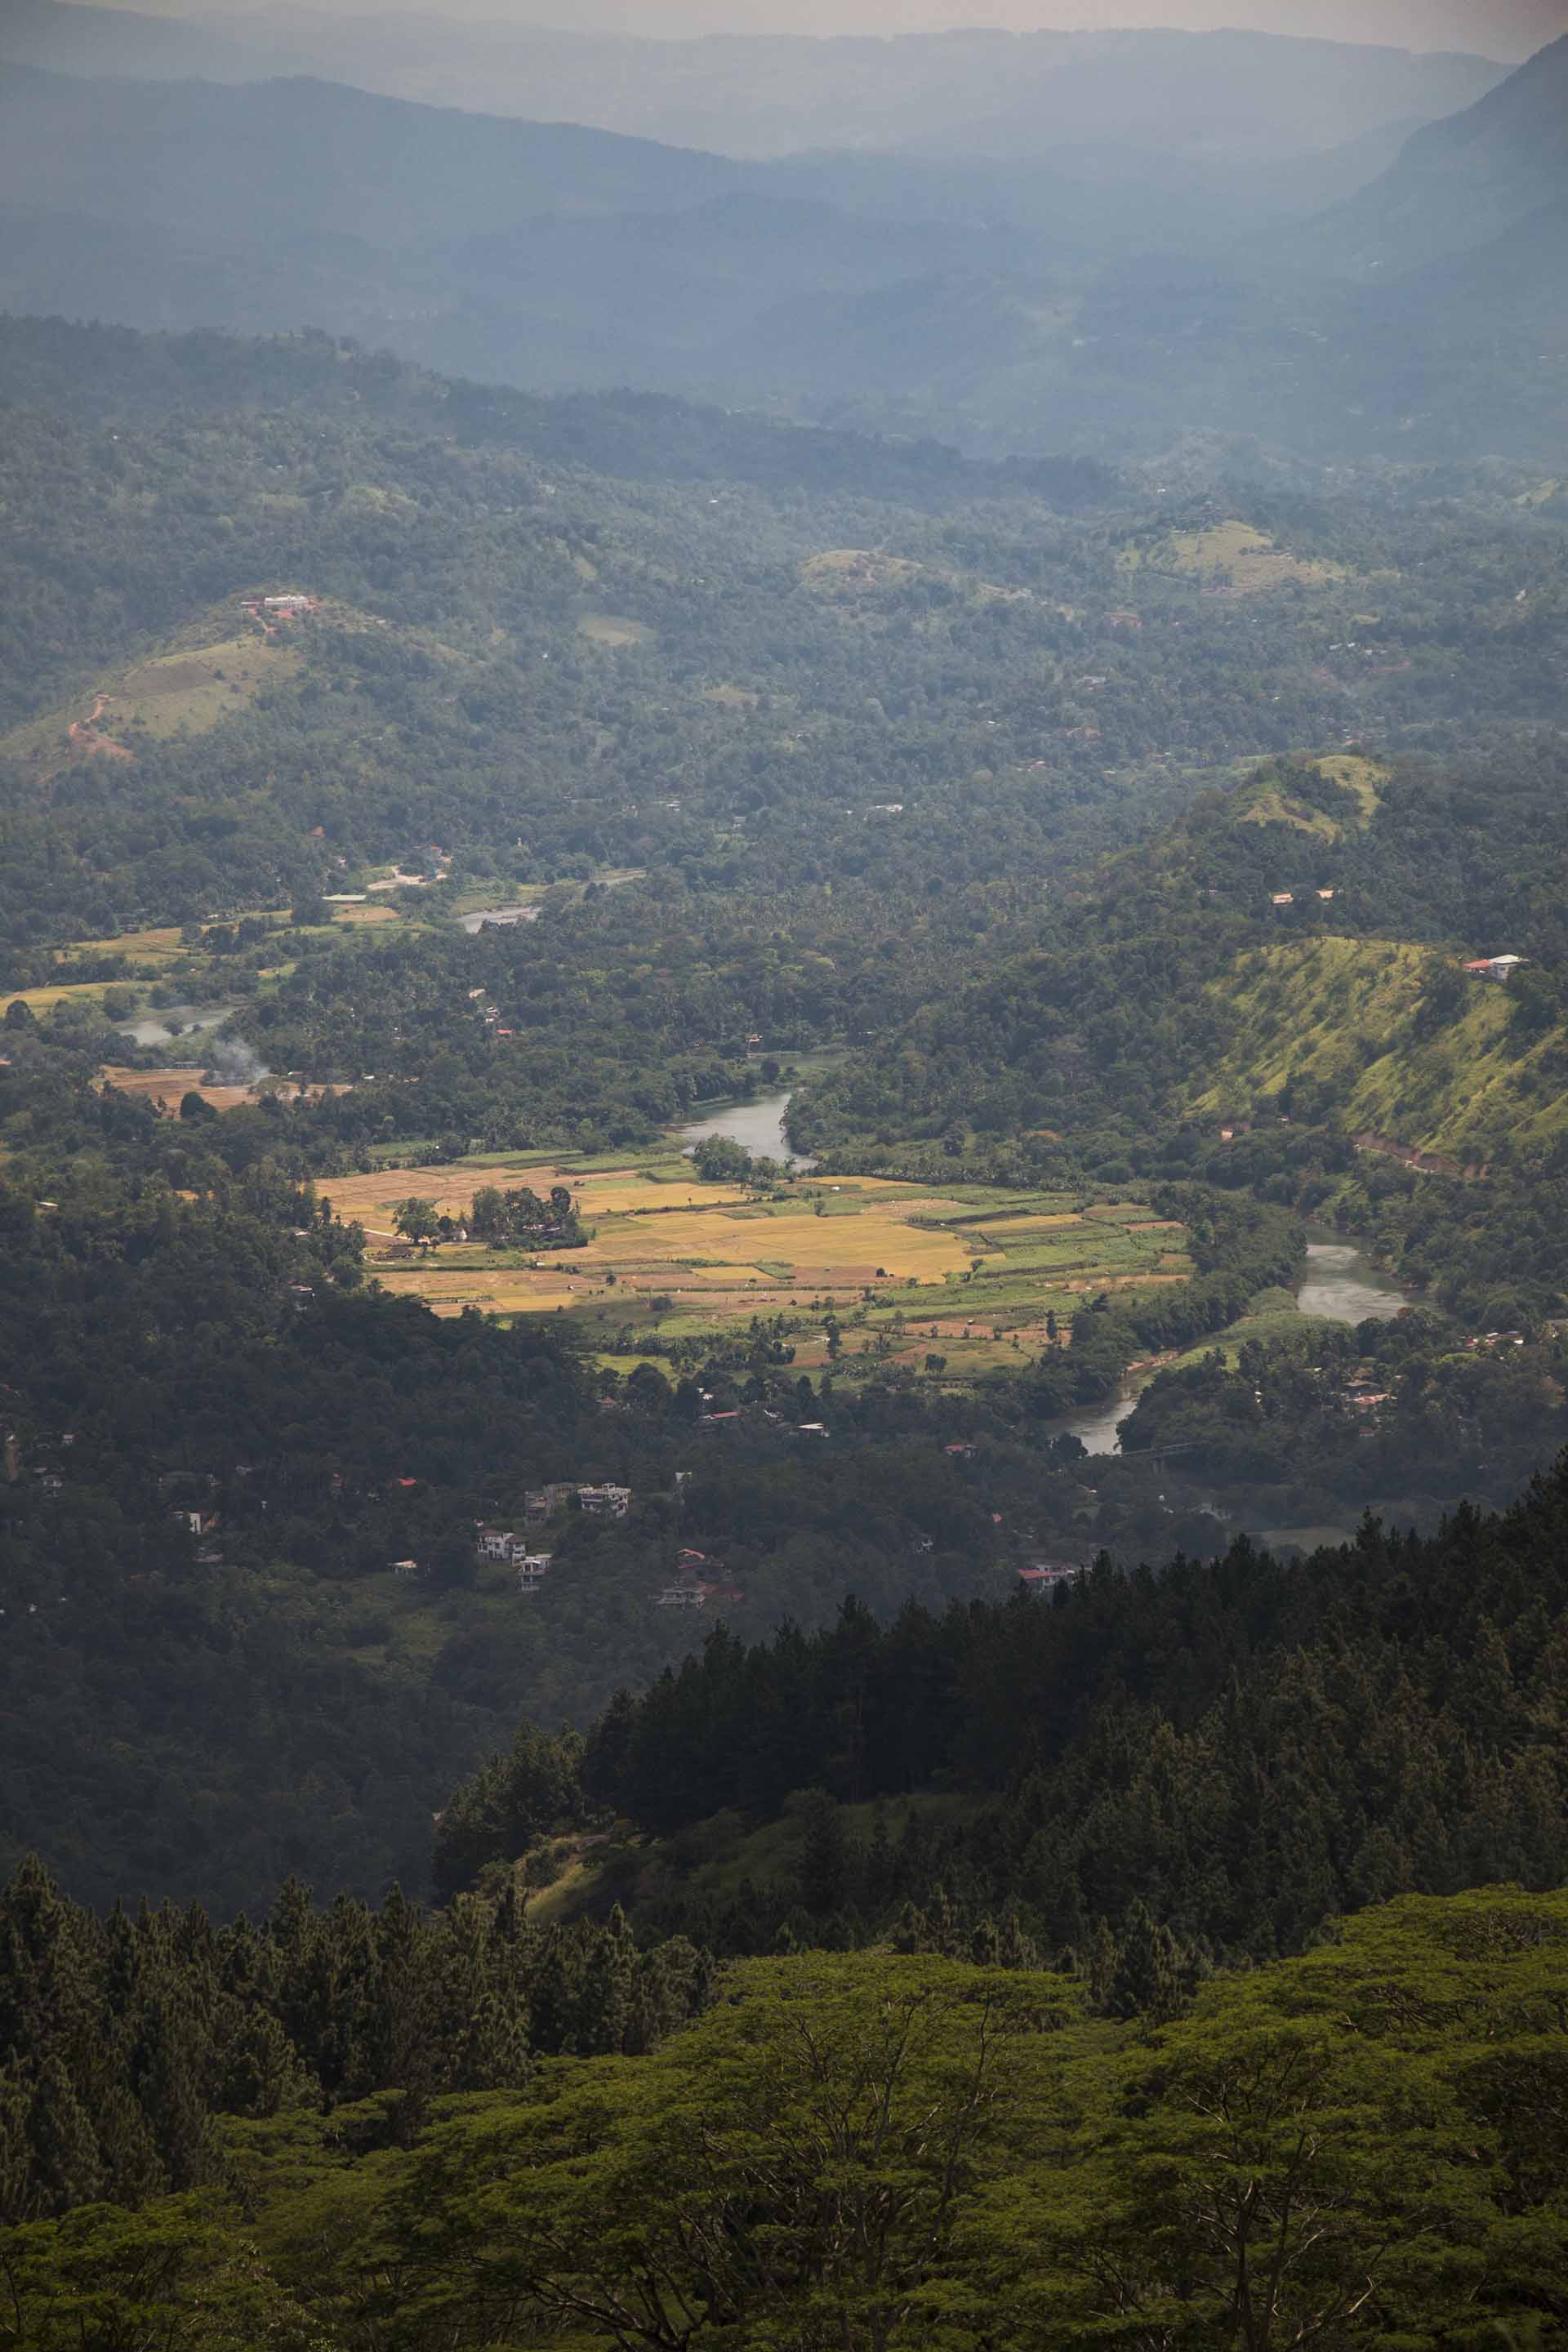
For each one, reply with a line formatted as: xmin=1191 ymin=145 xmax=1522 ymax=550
xmin=522 ymin=1481 xmax=631 ymax=1521
xmin=241 ymin=592 xmax=316 ymax=618
xmin=7 ymin=1422 xmax=75 ymax=1494
xmin=1270 ymin=889 xmax=1336 ymax=909
xmin=693 ymin=1396 xmax=828 ymax=1439
xmin=474 ymin=1529 xmax=555 ymax=1593
xmin=471 ymin=1483 xmax=633 ymax=1592
xmin=1463 ymin=954 xmax=1527 ymax=982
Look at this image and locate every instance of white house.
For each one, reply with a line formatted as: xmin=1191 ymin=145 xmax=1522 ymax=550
xmin=476 ymin=1526 xmax=523 ymax=1562
xmin=577 ymin=1482 xmax=631 ymax=1519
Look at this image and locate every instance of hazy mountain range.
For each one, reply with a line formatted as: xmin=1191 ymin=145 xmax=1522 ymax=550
xmin=0 ymin=2 xmax=1505 ymax=163
xmin=0 ymin=4 xmax=1563 ymax=470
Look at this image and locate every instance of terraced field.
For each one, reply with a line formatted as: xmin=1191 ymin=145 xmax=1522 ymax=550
xmin=344 ymin=1150 xmax=1192 ymax=1385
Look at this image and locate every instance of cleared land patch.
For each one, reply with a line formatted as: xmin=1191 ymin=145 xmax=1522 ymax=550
xmin=577 ymin=613 xmax=655 ymax=648
xmin=802 ymin=549 xmax=1028 ymax=610
xmin=99 ymin=1066 xmax=350 ymax=1115
xmin=1 ymin=627 xmax=301 ymax=775
xmin=1236 ymin=754 xmax=1386 ymax=840
xmin=1119 ymin=520 xmax=1343 ymax=596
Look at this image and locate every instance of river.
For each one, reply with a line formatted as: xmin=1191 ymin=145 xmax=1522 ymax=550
xmin=668 ymin=1105 xmax=1415 ymax=1450
xmin=1052 ymin=1225 xmax=1419 ymax=1457
xmin=114 ymin=1003 xmax=234 ymax=1048
xmin=457 ymin=904 xmax=541 ymax=934
xmin=675 ymin=1088 xmax=816 ymax=1169
xmin=1296 ymin=1228 xmax=1413 ymax=1324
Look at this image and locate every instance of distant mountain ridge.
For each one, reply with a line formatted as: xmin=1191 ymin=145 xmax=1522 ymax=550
xmin=1302 ymin=32 xmax=1568 ymax=275
xmin=0 ymin=2 xmax=1505 ymax=166
xmin=0 ymin=0 xmax=261 ymax=82
xmin=0 ymin=65 xmax=749 ymax=242
xmin=1 ymin=28 xmax=1564 ymax=470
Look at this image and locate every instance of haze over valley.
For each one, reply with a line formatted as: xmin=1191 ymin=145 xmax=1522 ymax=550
xmin=4 ymin=6 xmax=1566 ymax=465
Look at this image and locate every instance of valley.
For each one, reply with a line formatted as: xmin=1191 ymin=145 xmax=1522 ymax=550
xmin=3 ymin=8 xmax=1568 ymax=2333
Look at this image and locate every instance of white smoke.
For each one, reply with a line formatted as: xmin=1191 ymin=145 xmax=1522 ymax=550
xmin=207 ymin=1036 xmax=271 ymax=1086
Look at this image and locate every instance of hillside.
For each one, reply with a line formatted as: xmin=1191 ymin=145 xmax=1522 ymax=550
xmin=1303 ymin=33 xmax=1568 ymax=276
xmin=440 ymin=1448 xmax=1568 ymax=1959
xmin=1190 ymin=935 xmax=1568 ymax=1165
xmin=32 ymin=314 xmax=1568 ymax=963
xmin=0 ymin=316 xmax=1142 ymax=947
xmin=0 ymin=66 xmax=751 ymax=241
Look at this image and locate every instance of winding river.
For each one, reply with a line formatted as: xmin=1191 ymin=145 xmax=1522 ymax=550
xmin=114 ymin=1003 xmax=235 ymax=1048
xmin=1053 ymin=1226 xmax=1419 ymax=1458
xmin=668 ymin=1102 xmax=1416 ymax=1455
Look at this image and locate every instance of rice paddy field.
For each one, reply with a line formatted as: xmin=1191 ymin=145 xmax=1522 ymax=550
xmin=338 ymin=1149 xmax=1192 ymax=1385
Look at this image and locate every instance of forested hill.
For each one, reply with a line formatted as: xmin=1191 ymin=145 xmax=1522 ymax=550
xmin=439 ymin=1450 xmax=1568 ymax=1964
xmin=0 ymin=315 xmax=1111 ymax=503
xmin=2 ymin=314 xmax=1561 ymax=960
xmin=795 ymin=732 xmax=1568 ymax=1165
xmin=0 ymin=316 xmax=1135 ymax=948
xmin=7 ymin=1451 xmax=1568 ymax=2346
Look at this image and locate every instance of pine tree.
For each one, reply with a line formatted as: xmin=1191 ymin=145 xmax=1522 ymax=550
xmin=1107 ymin=1900 xmax=1187 ymax=2025
xmin=27 ymin=2057 xmax=104 ymax=2216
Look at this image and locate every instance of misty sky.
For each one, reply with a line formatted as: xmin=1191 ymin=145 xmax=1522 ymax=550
xmin=141 ymin=0 xmax=1568 ymax=58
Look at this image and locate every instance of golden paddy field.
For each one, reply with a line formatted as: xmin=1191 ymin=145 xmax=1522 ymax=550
xmin=345 ymin=1151 xmax=1193 ymax=1384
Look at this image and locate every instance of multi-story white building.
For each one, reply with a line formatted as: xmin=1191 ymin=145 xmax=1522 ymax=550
xmin=577 ymin=1483 xmax=632 ymax=1519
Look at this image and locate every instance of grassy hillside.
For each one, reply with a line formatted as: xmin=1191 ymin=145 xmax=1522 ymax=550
xmin=1192 ymin=934 xmax=1568 ymax=1163
xmin=1232 ymin=751 xmax=1383 ymax=838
